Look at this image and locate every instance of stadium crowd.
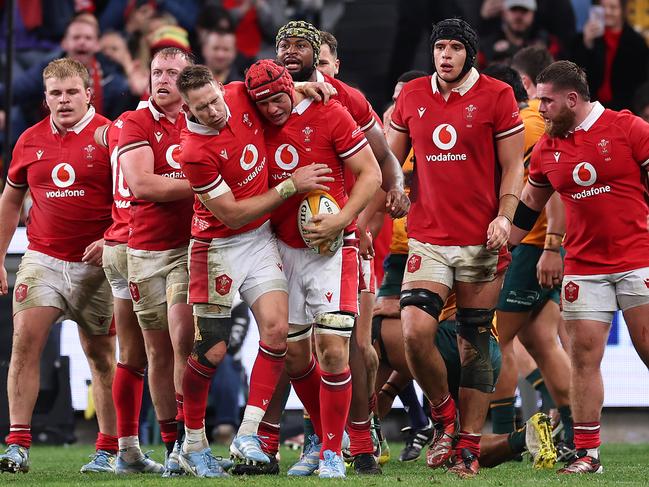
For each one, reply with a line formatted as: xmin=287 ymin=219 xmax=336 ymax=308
xmin=0 ymin=0 xmax=648 ymax=480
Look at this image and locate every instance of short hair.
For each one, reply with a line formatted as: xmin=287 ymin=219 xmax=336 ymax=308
xmin=64 ymin=12 xmax=100 ymax=38
xmin=397 ymin=70 xmax=428 ymax=84
xmin=151 ymin=47 xmax=195 ymax=66
xmin=511 ymin=46 xmax=553 ymax=85
xmin=482 ymin=64 xmax=528 ymax=103
xmin=176 ymin=65 xmax=214 ymax=98
xmin=43 ymin=58 xmax=91 ymax=89
xmin=536 ymin=60 xmax=590 ymax=101
xmin=319 ymin=31 xmax=338 ymax=57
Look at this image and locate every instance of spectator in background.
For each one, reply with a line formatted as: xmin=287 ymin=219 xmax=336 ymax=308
xmin=572 ymin=0 xmax=649 ymax=110
xmin=480 ymin=0 xmax=562 ymax=66
xmin=633 ymin=81 xmax=649 ymax=122
xmin=201 ymin=29 xmax=245 ymax=83
xmin=100 ymin=30 xmax=149 ymax=98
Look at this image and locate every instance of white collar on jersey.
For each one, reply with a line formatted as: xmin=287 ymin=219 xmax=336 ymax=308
xmin=147 ymin=97 xmax=165 ymax=121
xmin=431 ymin=67 xmax=479 ymax=97
xmin=315 ymin=70 xmax=325 ymax=83
xmin=574 ymin=101 xmax=605 ymax=132
xmin=292 ymin=97 xmax=313 ymax=115
xmin=184 ymin=102 xmax=232 ymax=135
xmin=50 ymin=105 xmax=96 ymax=134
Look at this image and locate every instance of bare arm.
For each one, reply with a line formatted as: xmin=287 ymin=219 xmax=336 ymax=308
xmin=536 ymin=192 xmax=566 ymax=288
xmin=120 ymin=145 xmax=193 ymax=202
xmin=487 ymin=131 xmax=525 ymax=250
xmin=0 ymin=185 xmax=27 ymax=294
xmin=303 ymin=145 xmax=382 ymax=246
xmin=203 ymin=163 xmax=334 ymax=230
xmin=386 ymin=126 xmax=411 ymax=168
xmin=365 ymin=123 xmax=409 ymax=217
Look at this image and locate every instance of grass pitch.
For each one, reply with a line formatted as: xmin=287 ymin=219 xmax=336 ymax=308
xmin=0 ymin=443 xmax=647 ymax=486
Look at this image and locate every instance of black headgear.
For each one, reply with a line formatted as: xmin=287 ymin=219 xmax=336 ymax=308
xmin=430 ymin=18 xmax=478 ymax=81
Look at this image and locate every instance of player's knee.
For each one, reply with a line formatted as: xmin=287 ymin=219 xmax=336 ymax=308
xmin=318 ymin=344 xmax=347 ymax=371
xmin=260 ymin=319 xmax=288 ymax=347
xmin=192 ymin=316 xmax=232 ymax=367
xmin=457 ymin=307 xmax=496 ymax=393
xmin=400 ymin=288 xmax=444 ymax=321
xmin=85 ymin=345 xmax=116 ymax=376
xmin=401 ymin=318 xmax=431 ymax=350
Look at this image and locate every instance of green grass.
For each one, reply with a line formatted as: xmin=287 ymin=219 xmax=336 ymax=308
xmin=1 ymin=443 xmax=648 ymax=486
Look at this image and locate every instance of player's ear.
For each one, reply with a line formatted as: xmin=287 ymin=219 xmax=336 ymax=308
xmin=566 ymin=91 xmax=578 ymax=109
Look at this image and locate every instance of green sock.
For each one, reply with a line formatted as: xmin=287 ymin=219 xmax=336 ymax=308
xmin=302 ymin=412 xmax=315 ymax=453
xmin=525 ymin=368 xmax=556 ymax=411
xmin=490 ymin=397 xmax=517 ymax=434
xmin=558 ymin=405 xmax=574 ymax=445
xmin=507 ymin=429 xmax=526 ymax=454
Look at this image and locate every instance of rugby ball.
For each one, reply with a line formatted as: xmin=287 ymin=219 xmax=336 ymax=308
xmin=298 ymin=190 xmax=344 ymax=255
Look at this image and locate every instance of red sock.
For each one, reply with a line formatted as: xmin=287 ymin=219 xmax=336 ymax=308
xmin=347 ymin=418 xmax=374 ymax=456
xmin=175 ymin=392 xmax=185 ymax=424
xmin=574 ymin=422 xmax=601 ymax=450
xmin=320 ymin=368 xmax=352 ymax=457
xmin=258 ymin=421 xmax=281 ymax=457
xmin=96 ymin=432 xmax=118 ymax=454
xmin=182 ymin=357 xmax=216 ymax=430
xmin=6 ymin=424 xmax=31 ymax=448
xmin=159 ymin=417 xmax=178 ymax=445
xmin=289 ymin=356 xmax=323 ymax=439
xmin=112 ymin=363 xmax=144 ymax=438
xmin=455 ymin=431 xmax=481 ymax=457
xmin=431 ymin=393 xmax=456 ymax=427
xmin=247 ymin=341 xmax=286 ymax=412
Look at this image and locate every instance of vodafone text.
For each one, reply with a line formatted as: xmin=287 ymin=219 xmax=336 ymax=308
xmin=46 ymin=188 xmax=85 ymax=198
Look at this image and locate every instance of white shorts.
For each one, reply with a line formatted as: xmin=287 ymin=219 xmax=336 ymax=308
xmin=103 ymin=242 xmax=130 ymax=300
xmin=562 ymin=267 xmax=649 ymax=323
xmin=127 ymin=246 xmax=189 ymax=330
xmin=402 ymin=239 xmax=503 ymax=289
xmin=13 ymin=249 xmax=113 ymax=335
xmin=359 ymin=255 xmax=376 ymax=294
xmin=279 ymin=240 xmax=359 ymax=341
xmin=188 ymin=221 xmax=287 ymax=317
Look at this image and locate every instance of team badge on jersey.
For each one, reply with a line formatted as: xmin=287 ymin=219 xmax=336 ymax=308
xmin=215 ymin=274 xmax=232 ymax=296
xmin=464 ymin=104 xmax=477 ymax=127
xmin=303 ymin=126 xmax=314 ymax=144
xmin=564 ymin=281 xmax=579 ymax=303
xmin=407 ymin=254 xmax=422 ymax=273
xmin=83 ymin=144 xmax=96 ymax=160
xmin=597 ymin=138 xmax=611 ymax=161
xmin=242 ymin=112 xmax=253 ymax=128
xmin=14 ymin=283 xmax=28 ymax=303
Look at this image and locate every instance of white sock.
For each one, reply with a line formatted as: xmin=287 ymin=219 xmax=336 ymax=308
xmin=118 ymin=436 xmax=142 ymax=462
xmin=237 ymin=405 xmax=265 ymax=437
xmin=586 ymin=448 xmax=599 ymax=459
xmin=183 ymin=427 xmax=209 ymax=453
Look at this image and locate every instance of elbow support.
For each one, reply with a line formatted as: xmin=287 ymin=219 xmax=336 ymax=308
xmin=512 ymin=201 xmax=541 ymax=231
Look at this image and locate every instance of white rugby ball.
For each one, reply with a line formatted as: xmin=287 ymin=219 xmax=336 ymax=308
xmin=298 ymin=190 xmax=344 ymax=255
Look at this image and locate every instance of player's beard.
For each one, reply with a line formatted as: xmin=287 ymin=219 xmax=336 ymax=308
xmin=545 ymin=104 xmax=576 ymax=138
xmin=290 ymin=64 xmax=314 ymax=82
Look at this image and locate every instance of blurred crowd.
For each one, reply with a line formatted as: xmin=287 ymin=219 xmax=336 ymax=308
xmin=2 ymin=0 xmax=649 ymax=146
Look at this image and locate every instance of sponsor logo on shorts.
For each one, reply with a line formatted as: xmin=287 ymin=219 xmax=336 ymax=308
xmin=407 ymin=254 xmax=421 ymax=273
xmin=14 ymin=283 xmax=28 ymax=303
xmin=644 ymin=278 xmax=649 ymax=289
xmin=325 ymin=291 xmax=333 ymax=303
xmin=564 ymin=281 xmax=579 ymax=303
xmin=215 ymin=274 xmax=232 ymax=296
xmin=129 ymin=281 xmax=141 ymax=302
xmin=277 ymin=262 xmax=283 ymax=271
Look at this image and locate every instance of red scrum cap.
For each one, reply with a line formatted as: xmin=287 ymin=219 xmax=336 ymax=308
xmin=245 ymin=59 xmax=294 ymax=102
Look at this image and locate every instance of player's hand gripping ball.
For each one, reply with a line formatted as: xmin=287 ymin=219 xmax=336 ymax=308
xmin=298 ymin=190 xmax=343 ymax=255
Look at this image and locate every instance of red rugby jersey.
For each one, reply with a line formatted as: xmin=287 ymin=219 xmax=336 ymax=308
xmin=390 ymin=69 xmax=524 ymax=246
xmin=7 ymin=107 xmax=113 ymax=261
xmin=528 ymin=103 xmax=649 ymax=275
xmin=179 ymin=82 xmax=269 ymax=239
xmin=103 ymin=111 xmax=133 ymax=243
xmin=117 ymin=99 xmax=193 ymax=251
xmin=267 ymin=98 xmax=368 ymax=248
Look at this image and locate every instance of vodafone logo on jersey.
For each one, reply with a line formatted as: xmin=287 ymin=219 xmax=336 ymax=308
xmin=275 ymin=144 xmax=299 ymax=171
xmin=238 ymin=144 xmax=266 ymax=188
xmin=427 ymin=124 xmax=467 ymax=162
xmin=52 ymin=163 xmax=75 ymax=188
xmin=432 ymin=124 xmax=457 ymax=150
xmin=570 ymin=162 xmax=611 ymax=200
xmin=163 ymin=144 xmax=185 ymax=179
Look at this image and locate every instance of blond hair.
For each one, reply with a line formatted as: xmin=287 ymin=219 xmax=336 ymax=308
xmin=42 ymin=58 xmax=91 ymax=89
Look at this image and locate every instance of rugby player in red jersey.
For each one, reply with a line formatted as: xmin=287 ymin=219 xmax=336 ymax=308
xmin=175 ymin=64 xmax=333 ymax=477
xmin=244 ymin=59 xmax=381 ymax=478
xmin=510 ymin=60 xmax=649 ymax=474
xmin=0 ymin=58 xmax=117 ymax=474
xmin=117 ymin=47 xmax=195 ymax=476
xmin=387 ymin=18 xmax=524 ymax=477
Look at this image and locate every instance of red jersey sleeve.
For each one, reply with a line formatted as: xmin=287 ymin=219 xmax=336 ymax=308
xmin=330 ymin=76 xmax=376 ymax=132
xmin=117 ymin=112 xmax=150 ymax=158
xmin=389 ymin=88 xmax=408 ymax=133
xmin=178 ymin=135 xmax=231 ymax=203
xmin=6 ymin=136 xmax=27 ymax=189
xmin=527 ymin=143 xmax=551 ymax=188
xmin=622 ymin=111 xmax=649 ymax=168
xmin=493 ymin=85 xmax=525 ymax=140
xmin=328 ymin=103 xmax=369 ymax=159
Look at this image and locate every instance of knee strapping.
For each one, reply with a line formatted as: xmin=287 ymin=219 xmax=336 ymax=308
xmin=193 ymin=315 xmax=232 ymax=367
xmin=400 ymin=288 xmax=444 ymax=320
xmin=315 ymin=312 xmax=355 ymax=336
xmin=456 ymin=307 xmax=495 ymax=393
